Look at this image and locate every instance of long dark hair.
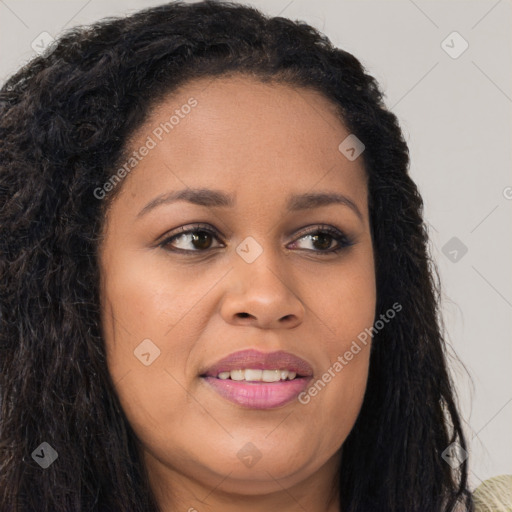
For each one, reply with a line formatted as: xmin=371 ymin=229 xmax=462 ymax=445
xmin=0 ymin=1 xmax=473 ymax=510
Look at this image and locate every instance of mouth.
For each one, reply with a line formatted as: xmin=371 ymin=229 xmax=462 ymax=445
xmin=208 ymin=368 xmax=302 ymax=382
xmin=199 ymin=349 xmax=313 ymax=409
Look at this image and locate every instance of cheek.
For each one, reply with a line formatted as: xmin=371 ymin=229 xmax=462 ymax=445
xmin=101 ymin=251 xmax=217 ymax=356
xmin=100 ymin=251 xmax=221 ymax=430
xmin=317 ymin=248 xmax=377 ymax=351
xmin=300 ymin=250 xmax=375 ymax=443
xmin=299 ymin=333 xmax=372 ymax=458
xmin=102 ymin=256 xmax=185 ymax=333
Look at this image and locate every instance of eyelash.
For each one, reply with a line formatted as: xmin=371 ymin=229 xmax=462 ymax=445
xmin=158 ymin=223 xmax=354 ymax=256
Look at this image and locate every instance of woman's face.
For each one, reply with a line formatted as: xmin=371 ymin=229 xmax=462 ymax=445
xmin=99 ymin=75 xmax=376 ymax=508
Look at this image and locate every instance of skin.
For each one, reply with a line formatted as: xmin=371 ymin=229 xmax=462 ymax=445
xmin=98 ymin=74 xmax=376 ymax=512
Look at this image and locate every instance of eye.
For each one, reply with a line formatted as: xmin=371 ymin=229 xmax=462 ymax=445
xmin=158 ymin=224 xmax=224 ymax=253
xmin=289 ymin=225 xmax=354 ymax=255
xmin=158 ymin=223 xmax=354 ymax=255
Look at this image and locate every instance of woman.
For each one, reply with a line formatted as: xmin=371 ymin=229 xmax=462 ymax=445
xmin=0 ymin=1 xmax=473 ymax=511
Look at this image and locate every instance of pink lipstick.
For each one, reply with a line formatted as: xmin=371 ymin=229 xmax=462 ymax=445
xmin=200 ymin=349 xmax=313 ymax=409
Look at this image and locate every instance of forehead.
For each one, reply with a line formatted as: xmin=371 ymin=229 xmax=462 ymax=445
xmin=114 ymin=74 xmax=368 ymax=215
xmin=145 ymin=74 xmax=347 ymax=155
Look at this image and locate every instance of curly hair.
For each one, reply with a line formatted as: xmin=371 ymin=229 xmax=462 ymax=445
xmin=0 ymin=1 xmax=473 ymax=511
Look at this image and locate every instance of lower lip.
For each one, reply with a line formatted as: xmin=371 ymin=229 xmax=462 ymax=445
xmin=201 ymin=376 xmax=311 ymax=409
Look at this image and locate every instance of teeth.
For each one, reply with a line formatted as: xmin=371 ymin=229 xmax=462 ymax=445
xmin=245 ymin=369 xmax=263 ymax=381
xmin=216 ymin=369 xmax=298 ymax=381
xmin=262 ymin=369 xmax=280 ymax=382
xmin=230 ymin=369 xmax=245 ymax=381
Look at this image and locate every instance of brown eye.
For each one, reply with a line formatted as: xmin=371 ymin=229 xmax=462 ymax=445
xmin=159 ymin=224 xmax=353 ymax=256
xmin=310 ymin=233 xmax=335 ymax=251
xmin=159 ymin=226 xmax=223 ymax=252
xmin=189 ymin=231 xmax=213 ymax=250
xmin=290 ymin=225 xmax=354 ymax=255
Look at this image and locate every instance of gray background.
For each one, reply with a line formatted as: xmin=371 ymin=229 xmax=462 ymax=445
xmin=1 ymin=0 xmax=510 ymax=489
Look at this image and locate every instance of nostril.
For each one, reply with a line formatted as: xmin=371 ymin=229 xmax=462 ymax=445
xmin=237 ymin=312 xmax=250 ymax=318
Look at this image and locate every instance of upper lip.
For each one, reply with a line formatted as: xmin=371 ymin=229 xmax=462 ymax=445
xmin=200 ymin=349 xmax=314 ymax=378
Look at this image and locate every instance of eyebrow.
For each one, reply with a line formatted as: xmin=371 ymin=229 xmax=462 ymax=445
xmin=137 ymin=188 xmax=363 ymax=221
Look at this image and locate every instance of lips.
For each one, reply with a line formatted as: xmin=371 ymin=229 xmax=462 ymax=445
xmin=199 ymin=349 xmax=314 ymax=409
xmin=200 ymin=349 xmax=314 ymax=378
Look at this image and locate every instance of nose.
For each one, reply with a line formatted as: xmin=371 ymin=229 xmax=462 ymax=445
xmin=219 ymin=247 xmax=305 ymax=329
